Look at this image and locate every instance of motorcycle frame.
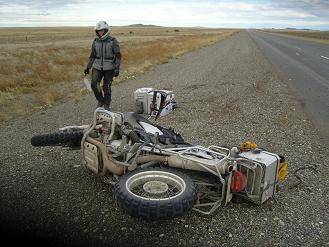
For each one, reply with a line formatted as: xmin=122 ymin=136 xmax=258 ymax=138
xmin=75 ymin=108 xmax=280 ymax=215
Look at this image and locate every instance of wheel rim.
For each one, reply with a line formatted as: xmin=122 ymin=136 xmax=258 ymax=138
xmin=125 ymin=170 xmax=186 ymax=201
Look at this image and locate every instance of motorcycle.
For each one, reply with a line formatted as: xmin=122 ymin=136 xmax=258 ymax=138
xmin=31 ymin=108 xmax=287 ymax=220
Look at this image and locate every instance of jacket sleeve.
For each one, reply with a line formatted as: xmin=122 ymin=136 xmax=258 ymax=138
xmin=86 ymin=40 xmax=96 ymax=69
xmin=112 ymin=38 xmax=121 ymax=70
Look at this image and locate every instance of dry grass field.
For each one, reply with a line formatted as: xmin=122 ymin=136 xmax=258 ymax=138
xmin=263 ymin=29 xmax=329 ymax=44
xmin=0 ymin=26 xmax=238 ymax=122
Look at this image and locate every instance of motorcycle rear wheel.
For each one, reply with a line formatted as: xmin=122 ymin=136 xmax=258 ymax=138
xmin=114 ymin=167 xmax=197 ymax=220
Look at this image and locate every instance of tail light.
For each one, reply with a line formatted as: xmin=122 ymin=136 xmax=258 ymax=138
xmin=231 ymin=170 xmax=247 ymax=192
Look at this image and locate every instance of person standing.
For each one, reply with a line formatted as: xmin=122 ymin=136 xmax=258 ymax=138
xmin=84 ymin=21 xmax=121 ymax=110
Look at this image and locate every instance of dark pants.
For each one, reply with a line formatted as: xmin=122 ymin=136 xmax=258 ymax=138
xmin=91 ymin=68 xmax=114 ymax=106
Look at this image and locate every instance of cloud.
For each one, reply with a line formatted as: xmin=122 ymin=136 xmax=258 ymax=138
xmin=0 ymin=0 xmax=328 ymax=29
xmin=270 ymin=0 xmax=329 ymax=18
xmin=0 ymin=0 xmax=91 ymax=9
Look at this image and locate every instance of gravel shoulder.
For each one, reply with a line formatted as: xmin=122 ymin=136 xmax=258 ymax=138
xmin=0 ymin=31 xmax=328 ymax=246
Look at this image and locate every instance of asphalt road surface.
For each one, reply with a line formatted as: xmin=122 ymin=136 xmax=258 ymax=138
xmin=249 ymin=30 xmax=329 ymax=144
xmin=0 ymin=31 xmax=328 ymax=246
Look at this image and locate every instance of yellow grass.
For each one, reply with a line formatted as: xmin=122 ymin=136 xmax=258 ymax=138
xmin=262 ymin=29 xmax=329 ymax=44
xmin=0 ymin=26 xmax=239 ymax=122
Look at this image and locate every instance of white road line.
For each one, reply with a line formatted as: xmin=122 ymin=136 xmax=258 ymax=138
xmin=321 ymin=55 xmax=329 ymax=60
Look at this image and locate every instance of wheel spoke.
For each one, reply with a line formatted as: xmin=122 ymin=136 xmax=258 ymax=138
xmin=167 ymin=185 xmax=180 ymax=197
xmin=126 ymin=171 xmax=186 ymax=200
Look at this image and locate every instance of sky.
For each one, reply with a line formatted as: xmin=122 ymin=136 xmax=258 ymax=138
xmin=0 ymin=0 xmax=328 ymax=30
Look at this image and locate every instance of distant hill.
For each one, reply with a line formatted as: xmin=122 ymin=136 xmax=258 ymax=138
xmin=285 ymin=27 xmax=314 ymax=31
xmin=127 ymin=24 xmax=162 ymax=28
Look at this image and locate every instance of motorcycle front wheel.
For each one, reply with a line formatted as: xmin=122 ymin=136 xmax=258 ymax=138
xmin=31 ymin=128 xmax=83 ymax=148
xmin=114 ymin=167 xmax=197 ymax=220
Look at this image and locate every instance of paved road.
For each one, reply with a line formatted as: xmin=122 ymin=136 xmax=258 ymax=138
xmin=0 ymin=31 xmax=328 ymax=246
xmin=248 ymin=30 xmax=329 ymax=143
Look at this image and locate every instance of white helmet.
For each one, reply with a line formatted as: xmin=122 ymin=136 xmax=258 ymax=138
xmin=95 ymin=21 xmax=110 ymax=31
xmin=94 ymin=21 xmax=110 ymax=40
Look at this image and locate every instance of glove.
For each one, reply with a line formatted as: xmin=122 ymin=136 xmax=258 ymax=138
xmin=84 ymin=68 xmax=89 ymax=75
xmin=114 ymin=68 xmax=120 ymax=77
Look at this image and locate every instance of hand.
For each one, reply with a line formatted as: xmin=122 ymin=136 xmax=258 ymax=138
xmin=114 ymin=69 xmax=120 ymax=77
xmin=84 ymin=68 xmax=89 ymax=75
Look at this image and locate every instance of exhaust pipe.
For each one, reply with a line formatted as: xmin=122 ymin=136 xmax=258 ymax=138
xmin=86 ymin=137 xmax=124 ymax=176
xmin=136 ymin=155 xmax=233 ymax=174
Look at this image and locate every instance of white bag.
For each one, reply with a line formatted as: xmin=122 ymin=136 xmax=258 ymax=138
xmin=83 ymin=77 xmax=92 ymax=92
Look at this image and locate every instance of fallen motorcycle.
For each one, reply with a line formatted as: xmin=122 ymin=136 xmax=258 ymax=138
xmin=31 ymin=108 xmax=287 ymax=220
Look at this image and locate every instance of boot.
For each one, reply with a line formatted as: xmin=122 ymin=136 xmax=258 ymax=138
xmin=96 ymin=101 xmax=103 ymax=108
xmin=103 ymin=96 xmax=111 ymax=111
xmin=103 ymin=104 xmax=110 ymax=111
